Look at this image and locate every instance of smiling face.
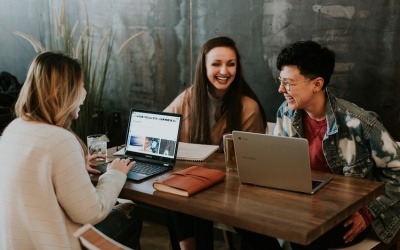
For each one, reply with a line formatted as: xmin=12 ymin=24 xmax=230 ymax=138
xmin=278 ymin=65 xmax=316 ymax=111
xmin=205 ymin=46 xmax=237 ymax=99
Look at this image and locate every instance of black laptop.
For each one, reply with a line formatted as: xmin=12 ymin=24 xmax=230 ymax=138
xmin=95 ymin=109 xmax=182 ymax=181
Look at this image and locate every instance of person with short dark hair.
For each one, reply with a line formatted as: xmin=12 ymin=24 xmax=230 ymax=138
xmin=274 ymin=40 xmax=400 ymax=249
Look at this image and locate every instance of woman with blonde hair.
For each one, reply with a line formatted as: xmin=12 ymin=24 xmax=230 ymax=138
xmin=0 ymin=51 xmax=142 ymax=249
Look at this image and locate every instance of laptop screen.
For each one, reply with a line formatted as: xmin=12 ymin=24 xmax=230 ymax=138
xmin=124 ymin=109 xmax=182 ymax=165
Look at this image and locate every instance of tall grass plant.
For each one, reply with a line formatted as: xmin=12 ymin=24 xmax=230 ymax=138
xmin=14 ymin=1 xmax=143 ymax=140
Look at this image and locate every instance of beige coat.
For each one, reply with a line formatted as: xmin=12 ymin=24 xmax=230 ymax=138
xmin=0 ymin=118 xmax=127 ymax=249
xmin=164 ymin=86 xmax=265 ymax=146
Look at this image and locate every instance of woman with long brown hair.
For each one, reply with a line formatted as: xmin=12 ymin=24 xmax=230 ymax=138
xmin=165 ymin=36 xmax=268 ymax=249
xmin=165 ymin=36 xmax=266 ymax=147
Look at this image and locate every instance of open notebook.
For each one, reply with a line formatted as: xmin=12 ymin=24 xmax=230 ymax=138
xmin=115 ymin=142 xmax=219 ymax=162
xmin=176 ymin=142 xmax=219 ymax=161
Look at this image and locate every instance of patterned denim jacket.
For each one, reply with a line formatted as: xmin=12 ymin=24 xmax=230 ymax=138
xmin=274 ymin=90 xmax=400 ymax=244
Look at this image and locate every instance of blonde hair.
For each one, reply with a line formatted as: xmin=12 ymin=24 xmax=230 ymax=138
xmin=15 ymin=51 xmax=87 ymax=153
xmin=15 ymin=51 xmax=83 ymax=129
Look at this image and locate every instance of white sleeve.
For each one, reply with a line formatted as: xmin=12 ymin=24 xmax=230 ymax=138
xmin=51 ymin=134 xmax=126 ymax=225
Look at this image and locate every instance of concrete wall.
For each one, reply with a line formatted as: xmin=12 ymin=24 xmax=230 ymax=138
xmin=1 ymin=0 xmax=399 ymax=141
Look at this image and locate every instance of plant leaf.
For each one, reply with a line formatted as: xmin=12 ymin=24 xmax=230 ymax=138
xmin=13 ymin=31 xmax=45 ymax=53
xmin=117 ymin=30 xmax=145 ymax=54
xmin=96 ymin=28 xmax=112 ymax=62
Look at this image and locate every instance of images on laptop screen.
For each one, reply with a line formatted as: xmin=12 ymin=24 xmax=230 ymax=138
xmin=125 ymin=110 xmax=181 ymax=160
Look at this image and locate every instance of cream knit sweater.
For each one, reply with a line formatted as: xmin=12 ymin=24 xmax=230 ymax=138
xmin=0 ymin=118 xmax=126 ymax=249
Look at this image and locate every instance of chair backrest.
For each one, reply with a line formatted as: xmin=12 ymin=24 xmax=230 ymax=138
xmin=74 ymin=224 xmax=131 ymax=250
xmin=267 ymin=122 xmax=276 ymax=135
xmin=0 ymin=107 xmax=13 ymax=135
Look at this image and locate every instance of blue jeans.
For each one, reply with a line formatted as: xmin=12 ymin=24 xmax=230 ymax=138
xmin=94 ymin=202 xmax=143 ymax=249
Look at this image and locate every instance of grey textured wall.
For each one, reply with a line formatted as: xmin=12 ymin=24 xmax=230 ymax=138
xmin=1 ymin=0 xmax=399 ymax=141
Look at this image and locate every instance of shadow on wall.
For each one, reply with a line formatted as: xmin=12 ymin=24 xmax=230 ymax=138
xmin=0 ymin=72 xmax=22 ymax=134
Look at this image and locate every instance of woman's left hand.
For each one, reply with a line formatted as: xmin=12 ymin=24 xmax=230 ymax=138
xmin=343 ymin=211 xmax=367 ymax=243
xmin=85 ymin=154 xmax=106 ymax=174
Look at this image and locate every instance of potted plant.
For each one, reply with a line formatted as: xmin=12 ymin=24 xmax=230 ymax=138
xmin=14 ymin=0 xmax=143 ymax=140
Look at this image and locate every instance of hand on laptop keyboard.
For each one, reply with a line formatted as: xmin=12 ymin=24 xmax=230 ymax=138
xmin=130 ymin=162 xmax=169 ymax=175
xmin=108 ymin=158 xmax=135 ymax=175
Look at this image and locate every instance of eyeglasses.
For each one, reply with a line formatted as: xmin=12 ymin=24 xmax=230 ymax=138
xmin=275 ymin=76 xmax=315 ymax=91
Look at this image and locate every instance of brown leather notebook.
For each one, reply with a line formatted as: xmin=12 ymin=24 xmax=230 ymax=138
xmin=153 ymin=166 xmax=226 ymax=196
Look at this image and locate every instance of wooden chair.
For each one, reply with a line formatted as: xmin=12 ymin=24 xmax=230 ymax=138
xmin=73 ymin=199 xmax=138 ymax=249
xmin=74 ymin=224 xmax=132 ymax=250
xmin=0 ymin=107 xmax=13 ymax=135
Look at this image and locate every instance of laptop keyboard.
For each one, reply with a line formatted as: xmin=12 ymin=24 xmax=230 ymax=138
xmin=312 ymin=180 xmax=323 ymax=189
xmin=130 ymin=162 xmax=169 ymax=175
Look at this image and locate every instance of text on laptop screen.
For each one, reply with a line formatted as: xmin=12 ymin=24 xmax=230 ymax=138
xmin=126 ymin=111 xmax=180 ymax=159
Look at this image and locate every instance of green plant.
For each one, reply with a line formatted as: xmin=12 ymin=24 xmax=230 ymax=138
xmin=14 ymin=1 xmax=143 ymax=140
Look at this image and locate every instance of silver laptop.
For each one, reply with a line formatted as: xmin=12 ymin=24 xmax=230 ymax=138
xmin=95 ymin=109 xmax=182 ymax=181
xmin=232 ymin=131 xmax=331 ymax=194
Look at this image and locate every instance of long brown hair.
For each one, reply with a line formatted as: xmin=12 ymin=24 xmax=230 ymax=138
xmin=189 ymin=36 xmax=266 ymax=144
xmin=15 ymin=51 xmax=87 ymax=150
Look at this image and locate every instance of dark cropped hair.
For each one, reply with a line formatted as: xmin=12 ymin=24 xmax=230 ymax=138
xmin=276 ymin=40 xmax=335 ymax=88
xmin=190 ymin=36 xmax=266 ymax=144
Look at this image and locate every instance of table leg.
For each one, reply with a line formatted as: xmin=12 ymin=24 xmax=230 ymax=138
xmin=195 ymin=217 xmax=214 ymax=249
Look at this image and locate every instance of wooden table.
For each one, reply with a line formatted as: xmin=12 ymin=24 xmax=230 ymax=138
xmin=92 ymin=147 xmax=385 ymax=246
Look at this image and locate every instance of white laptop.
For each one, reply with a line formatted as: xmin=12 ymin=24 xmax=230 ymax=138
xmin=232 ymin=131 xmax=332 ymax=194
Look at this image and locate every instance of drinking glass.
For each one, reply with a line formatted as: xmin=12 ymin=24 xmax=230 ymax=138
xmin=223 ymin=133 xmax=237 ymax=172
xmin=87 ymin=134 xmax=108 ymax=160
